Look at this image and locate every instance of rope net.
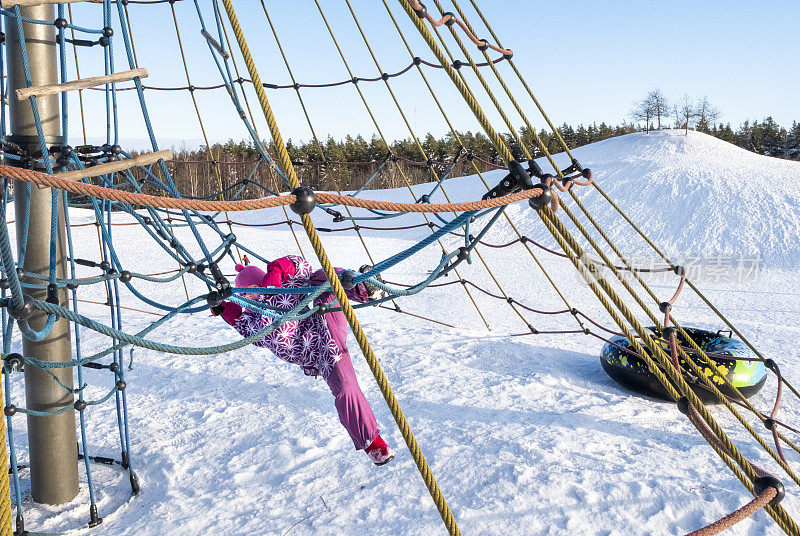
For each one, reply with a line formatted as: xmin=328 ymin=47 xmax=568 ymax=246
xmin=0 ymin=1 xmax=794 ymax=536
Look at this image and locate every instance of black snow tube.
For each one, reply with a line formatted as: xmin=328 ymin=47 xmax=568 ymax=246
xmin=600 ymin=327 xmax=767 ymax=402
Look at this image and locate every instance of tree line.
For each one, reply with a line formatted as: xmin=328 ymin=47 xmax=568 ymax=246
xmin=135 ymin=104 xmax=797 ymax=199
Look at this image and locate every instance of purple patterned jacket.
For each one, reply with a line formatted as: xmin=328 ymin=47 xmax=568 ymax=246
xmin=216 ymin=255 xmax=368 ymax=379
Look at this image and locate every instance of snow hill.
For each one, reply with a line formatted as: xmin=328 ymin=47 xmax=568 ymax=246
xmin=501 ymin=130 xmax=800 ymax=268
xmin=5 ymin=130 xmax=800 ymax=535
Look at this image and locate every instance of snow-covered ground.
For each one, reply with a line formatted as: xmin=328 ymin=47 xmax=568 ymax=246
xmin=5 ymin=131 xmax=800 ymax=535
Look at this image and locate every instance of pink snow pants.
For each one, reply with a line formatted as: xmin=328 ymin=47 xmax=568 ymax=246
xmin=313 ymin=269 xmax=380 ymax=450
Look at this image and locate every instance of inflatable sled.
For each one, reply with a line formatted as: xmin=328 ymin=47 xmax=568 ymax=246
xmin=600 ymin=327 xmax=767 ymax=402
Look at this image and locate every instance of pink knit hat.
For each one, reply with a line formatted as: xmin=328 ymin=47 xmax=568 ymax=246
xmin=234 ymin=263 xmax=265 ymax=288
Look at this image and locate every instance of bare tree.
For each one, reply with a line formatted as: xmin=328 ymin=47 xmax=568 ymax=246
xmin=631 ymin=96 xmax=655 ymax=133
xmin=647 ymin=89 xmax=669 ymax=129
xmin=696 ymin=96 xmax=721 ymax=132
xmin=674 ymin=95 xmax=700 ymax=135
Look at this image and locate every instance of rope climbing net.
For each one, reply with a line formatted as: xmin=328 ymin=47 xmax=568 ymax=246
xmin=0 ymin=2 xmax=797 ymax=536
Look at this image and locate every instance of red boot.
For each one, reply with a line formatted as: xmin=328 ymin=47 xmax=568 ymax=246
xmin=365 ymin=435 xmax=395 ymax=466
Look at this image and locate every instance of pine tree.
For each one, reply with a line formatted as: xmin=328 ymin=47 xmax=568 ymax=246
xmin=786 ymin=122 xmax=800 ymax=160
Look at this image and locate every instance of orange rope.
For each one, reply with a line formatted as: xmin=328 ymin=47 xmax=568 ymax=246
xmin=0 ymin=165 xmax=542 ymax=213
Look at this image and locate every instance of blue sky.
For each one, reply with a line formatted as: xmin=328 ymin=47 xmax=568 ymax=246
xmin=59 ymin=0 xmax=799 ymax=148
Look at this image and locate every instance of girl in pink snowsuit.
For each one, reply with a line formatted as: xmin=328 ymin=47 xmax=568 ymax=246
xmin=212 ymin=255 xmax=394 ymax=465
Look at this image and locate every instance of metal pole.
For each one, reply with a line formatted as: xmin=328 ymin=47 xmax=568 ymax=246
xmin=7 ymin=5 xmax=79 ymax=505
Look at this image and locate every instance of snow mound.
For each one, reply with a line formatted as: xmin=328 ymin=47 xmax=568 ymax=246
xmin=489 ymin=130 xmax=800 ymax=267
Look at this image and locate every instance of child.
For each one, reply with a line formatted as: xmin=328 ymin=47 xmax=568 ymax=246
xmin=211 ymin=255 xmax=395 ymax=465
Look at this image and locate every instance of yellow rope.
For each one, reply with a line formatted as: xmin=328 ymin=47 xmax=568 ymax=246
xmin=398 ymin=2 xmax=799 ymax=533
xmin=440 ymin=0 xmax=800 ymax=490
xmin=0 ymin=375 xmax=12 ymax=535
xmin=214 ymin=2 xmax=308 ymax=260
xmin=379 ymin=0 xmax=586 ymax=332
xmin=219 ymin=2 xmax=461 ymax=534
xmin=342 ymin=0 xmax=534 ymax=331
xmin=311 ymin=0 xmax=491 ymax=331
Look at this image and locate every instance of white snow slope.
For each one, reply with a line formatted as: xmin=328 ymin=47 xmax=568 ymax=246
xmin=5 ymin=130 xmax=800 ymax=535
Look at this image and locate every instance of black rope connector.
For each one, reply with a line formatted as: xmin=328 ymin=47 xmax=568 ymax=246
xmin=753 ymin=475 xmax=785 ymax=506
xmin=99 ymin=36 xmax=110 ymax=47
xmin=528 ymin=325 xmax=539 ymax=334
xmin=659 ymin=302 xmax=672 ymax=313
xmin=116 ymin=380 xmax=127 ymax=391
xmin=468 ymin=234 xmax=475 ymax=242
xmin=16 ymin=268 xmax=25 ymax=280
xmin=103 ymin=27 xmax=114 ymax=38
xmin=54 ymin=18 xmax=68 ymax=29
xmin=46 ymin=283 xmax=59 ymax=305
xmin=4 ymin=404 xmax=16 ymax=417
xmin=206 ymin=291 xmax=223 ymax=308
xmin=289 ymin=187 xmax=316 ymax=215
xmin=457 ymin=247 xmax=469 ymax=261
xmin=570 ymin=308 xmax=578 ymax=315
xmin=89 ymin=504 xmax=103 ymax=528
xmin=506 ymin=297 xmax=514 ymax=304
xmin=381 ymin=72 xmax=390 ymax=81
xmin=673 ymin=265 xmax=686 ymax=276
xmin=67 ymin=282 xmax=78 ymax=290
xmin=0 ymin=279 xmax=8 ymax=290
xmin=0 ymin=32 xmax=5 ymax=44
xmin=661 ymin=326 xmax=675 ymax=338
xmin=109 ymin=362 xmax=120 ymax=373
xmin=119 ymin=271 xmax=132 ymax=283
xmin=208 ymin=262 xmax=231 ymax=298
xmin=763 ymin=417 xmax=776 ymax=430
xmin=100 ymin=260 xmax=111 ymax=272
xmin=4 ymin=353 xmax=23 ymax=372
xmin=677 ymin=395 xmax=691 ymax=415
xmin=74 ymin=399 xmax=87 ymax=411
xmin=186 ymin=263 xmax=197 ymax=274
xmin=443 ymin=12 xmax=456 ymax=26
xmin=417 ymin=194 xmax=430 ymax=204
xmin=413 ymin=1 xmax=427 ymax=18
xmin=316 ymin=303 xmax=328 ymax=315
xmin=292 ymin=83 xmax=300 ymax=90
xmin=351 ymin=77 xmax=359 ymax=85
xmin=452 ymin=60 xmax=463 ymax=70
xmin=483 ymin=160 xmax=532 ymax=200
xmin=413 ymin=56 xmax=422 ymax=66
xmin=339 ymin=270 xmax=358 ymax=290
xmin=529 ymin=183 xmax=552 ymax=210
xmin=764 ymin=358 xmax=778 ymax=373
xmin=477 ymin=40 xmax=489 ymax=51
xmin=503 ymin=53 xmax=513 ymax=60
xmin=7 ymin=294 xmax=35 ymax=321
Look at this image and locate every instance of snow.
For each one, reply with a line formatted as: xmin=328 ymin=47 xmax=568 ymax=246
xmin=5 ymin=131 xmax=800 ymax=535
